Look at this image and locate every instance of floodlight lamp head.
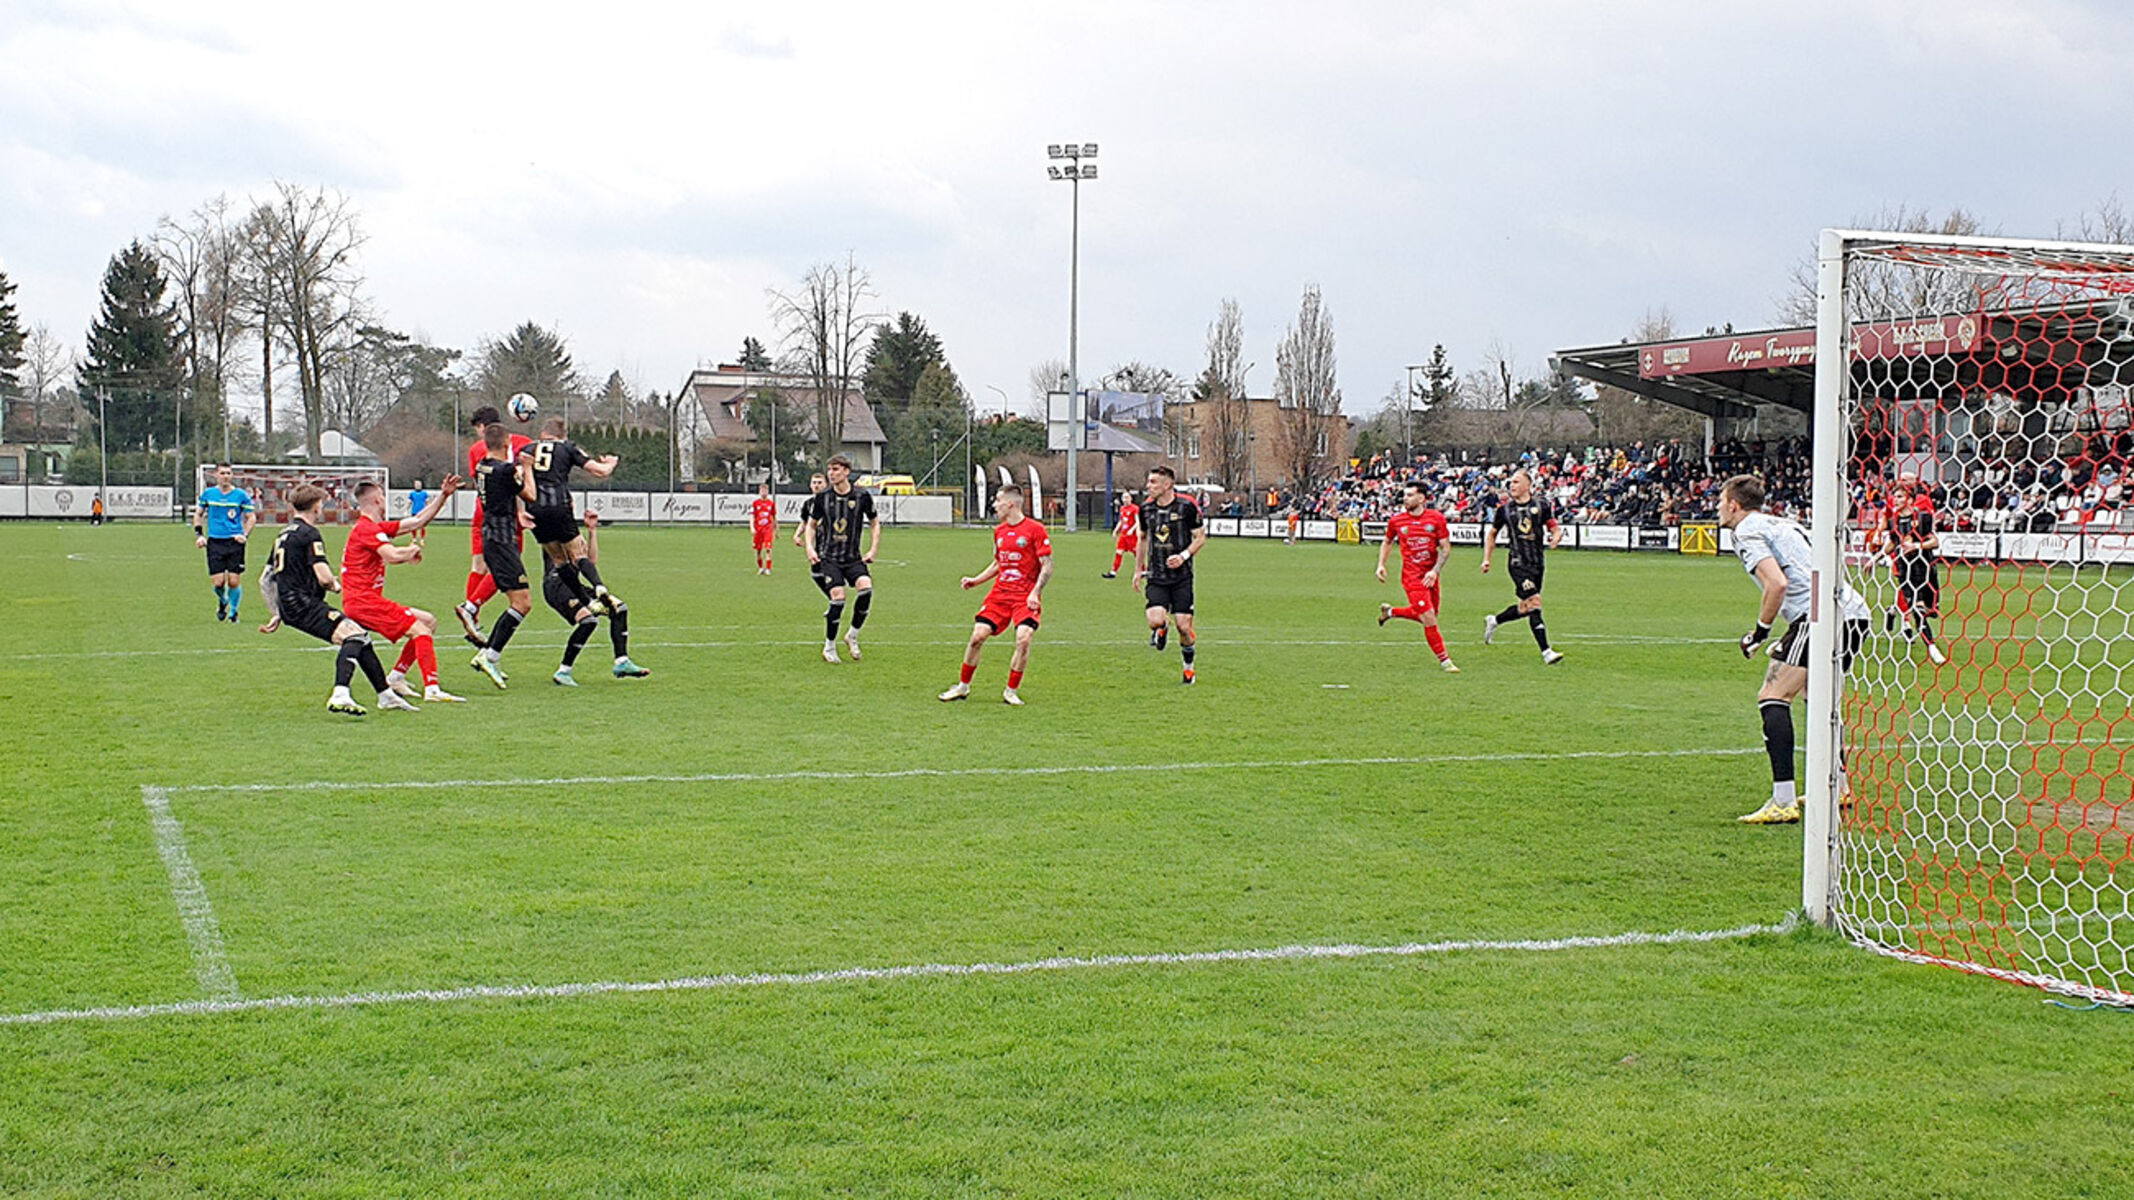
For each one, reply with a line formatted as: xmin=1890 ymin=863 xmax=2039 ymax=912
xmin=1047 ymin=144 xmax=1063 ymax=158
xmin=1080 ymin=164 xmax=1097 ymax=180
xmin=1048 ymin=166 xmax=1063 ymax=180
xmin=1081 ymin=143 xmax=1098 ymax=157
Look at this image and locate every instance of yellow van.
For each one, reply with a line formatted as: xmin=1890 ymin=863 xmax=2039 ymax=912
xmin=855 ymin=474 xmax=918 ymax=495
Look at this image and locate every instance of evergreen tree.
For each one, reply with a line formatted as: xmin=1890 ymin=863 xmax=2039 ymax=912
xmin=737 ymin=336 xmax=772 ymax=371
xmin=475 ymin=321 xmax=583 ymax=416
xmin=862 ymin=312 xmax=946 ymax=409
xmin=76 ymin=242 xmax=182 ymax=452
xmin=0 ymin=269 xmax=24 ymax=410
xmin=887 ymin=360 xmax=971 ymax=480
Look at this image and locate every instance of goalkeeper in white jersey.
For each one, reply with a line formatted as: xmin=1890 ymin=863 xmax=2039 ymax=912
xmin=1716 ymin=475 xmax=1871 ymax=825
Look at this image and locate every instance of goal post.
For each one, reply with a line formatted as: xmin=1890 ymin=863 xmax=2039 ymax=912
xmin=1809 ymin=228 xmax=2134 ymax=1004
xmin=192 ymin=463 xmax=390 ymax=526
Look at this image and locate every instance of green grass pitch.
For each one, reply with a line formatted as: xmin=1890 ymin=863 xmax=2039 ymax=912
xmin=1 ymin=520 xmax=2131 ymax=1197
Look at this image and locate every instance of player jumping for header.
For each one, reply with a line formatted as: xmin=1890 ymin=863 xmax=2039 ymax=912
xmin=1718 ymin=474 xmax=1871 ymax=825
xmin=1135 ymin=465 xmax=1205 ymax=684
xmin=454 ymin=406 xmax=534 ymax=645
xmin=466 ymin=421 xmax=535 ymax=689
xmin=522 ymin=415 xmax=622 ymax=615
xmin=940 ymin=483 xmax=1053 ymax=706
xmin=544 ymin=511 xmax=648 ymax=685
xmin=1376 ymin=479 xmax=1460 ymax=672
xmin=1480 ymin=468 xmax=1566 ymax=665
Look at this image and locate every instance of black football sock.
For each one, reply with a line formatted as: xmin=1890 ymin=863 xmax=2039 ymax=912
xmin=487 ymin=607 xmax=524 ymax=654
xmin=1528 ymin=610 xmax=1552 ymax=651
xmin=851 ymin=587 xmax=872 ymax=630
xmin=1495 ymin=604 xmax=1524 ymax=624
xmin=334 ymin=639 xmax=363 ymax=688
xmin=1761 ymin=699 xmax=1796 ymax=786
xmin=608 ymin=603 xmax=629 ymax=658
xmin=356 ymin=642 xmax=390 ymax=693
xmin=1181 ymin=638 xmax=1196 ymax=667
xmin=563 ymin=618 xmax=597 ymax=667
xmin=573 ymin=556 xmax=607 ymax=592
xmin=555 ymin=560 xmax=593 ymax=606
xmin=1916 ymin=617 xmax=1937 ymax=643
xmin=824 ymin=601 xmax=845 ymax=640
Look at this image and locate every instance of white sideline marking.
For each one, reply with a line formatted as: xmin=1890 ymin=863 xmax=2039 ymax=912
xmin=139 ymin=787 xmax=240 ymax=1001
xmin=170 ymin=746 xmax=1763 ymax=797
xmin=0 ymin=915 xmax=1797 ymax=1027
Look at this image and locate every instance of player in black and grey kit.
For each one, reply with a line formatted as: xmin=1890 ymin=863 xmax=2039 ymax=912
xmin=803 ymin=454 xmax=881 ymax=663
xmin=1480 ymin=468 xmax=1565 ymax=665
xmin=267 ymin=483 xmax=413 ymax=716
xmin=540 ymin=510 xmax=648 ymax=685
xmin=521 ymin=416 xmax=622 ymax=614
xmin=1134 ymin=464 xmax=1207 ymax=684
xmin=464 ymin=422 xmax=535 ymax=689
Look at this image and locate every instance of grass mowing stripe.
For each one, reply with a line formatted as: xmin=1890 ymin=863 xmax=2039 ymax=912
xmin=168 ymin=745 xmax=1764 ymax=796
xmin=139 ymin=786 xmax=240 ymax=1001
xmin=0 ymin=915 xmax=1798 ymax=1027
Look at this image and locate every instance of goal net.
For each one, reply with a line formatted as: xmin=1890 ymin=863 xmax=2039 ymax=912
xmin=1810 ymin=230 xmax=2134 ymax=1004
xmin=193 ymin=463 xmax=390 ymax=526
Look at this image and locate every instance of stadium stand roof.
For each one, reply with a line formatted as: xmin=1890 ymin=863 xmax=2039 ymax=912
xmin=1555 ymin=302 xmax=2134 ymax=420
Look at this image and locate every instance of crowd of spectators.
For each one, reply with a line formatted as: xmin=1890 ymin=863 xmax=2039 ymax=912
xmin=1244 ymin=426 xmax=2134 ymax=534
xmin=1270 ymin=438 xmax=1812 ymax=526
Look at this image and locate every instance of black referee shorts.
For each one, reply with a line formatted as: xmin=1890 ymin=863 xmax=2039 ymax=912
xmin=206 ymin=537 xmax=246 ymax=575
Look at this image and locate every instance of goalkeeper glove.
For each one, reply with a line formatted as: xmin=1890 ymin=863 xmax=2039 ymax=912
xmin=1740 ymin=622 xmax=1772 ymax=659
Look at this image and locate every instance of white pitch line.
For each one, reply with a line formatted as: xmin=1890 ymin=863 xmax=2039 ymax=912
xmin=0 ymin=915 xmax=1797 ymax=1028
xmin=139 ymin=786 xmax=240 ymax=1001
xmin=169 ymin=745 xmax=1762 ymax=797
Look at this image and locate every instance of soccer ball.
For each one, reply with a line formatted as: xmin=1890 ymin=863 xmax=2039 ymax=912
xmin=508 ymin=393 xmax=539 ymax=423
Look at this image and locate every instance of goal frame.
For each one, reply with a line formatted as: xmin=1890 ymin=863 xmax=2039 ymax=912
xmin=1806 ymin=226 xmax=2134 ymax=938
xmin=192 ymin=462 xmax=391 ymax=527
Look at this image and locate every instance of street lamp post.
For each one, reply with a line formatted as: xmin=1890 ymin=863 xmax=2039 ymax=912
xmin=1047 ymin=141 xmax=1097 ymax=532
xmin=1404 ymin=363 xmax=1426 ymax=465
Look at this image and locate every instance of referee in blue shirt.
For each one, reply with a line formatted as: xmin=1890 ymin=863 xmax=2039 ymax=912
xmin=194 ymin=463 xmax=257 ymax=622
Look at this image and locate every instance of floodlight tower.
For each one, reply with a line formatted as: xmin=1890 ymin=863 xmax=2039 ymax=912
xmin=1047 ymin=141 xmax=1097 ymax=531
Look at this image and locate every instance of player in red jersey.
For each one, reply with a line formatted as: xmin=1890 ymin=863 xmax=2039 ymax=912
xmin=1104 ymin=490 xmax=1139 ymax=579
xmin=939 ymin=483 xmax=1053 ymax=706
xmin=454 ymin=405 xmax=534 ymax=645
xmin=1375 ymin=479 xmax=1459 ymax=672
xmin=1877 ymin=471 xmax=1948 ymax=666
xmin=750 ymin=483 xmax=777 ymax=575
xmin=343 ymin=476 xmax=468 ymax=703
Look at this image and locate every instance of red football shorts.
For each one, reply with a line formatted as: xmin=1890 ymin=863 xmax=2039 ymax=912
xmin=975 ymin=591 xmax=1040 ymax=632
xmin=752 ymin=529 xmax=774 ymax=550
xmin=1115 ymin=533 xmax=1139 ymax=552
xmin=1402 ymin=577 xmax=1440 ymax=614
xmin=343 ymin=591 xmax=419 ymax=641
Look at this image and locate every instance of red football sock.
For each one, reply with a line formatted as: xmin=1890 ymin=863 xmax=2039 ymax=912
xmin=960 ymin=662 xmax=977 ymax=684
xmin=468 ymin=573 xmax=498 ymax=607
xmin=1007 ymin=669 xmax=1024 ymax=689
xmin=413 ymin=634 xmax=439 ymax=686
xmin=1424 ymin=625 xmax=1448 ymax=659
xmin=1392 ymin=604 xmax=1422 ymax=622
xmin=394 ymin=641 xmax=419 ymax=672
xmin=1111 ymin=551 xmax=1124 ymax=571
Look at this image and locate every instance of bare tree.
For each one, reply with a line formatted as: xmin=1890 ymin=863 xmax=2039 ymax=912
xmin=2056 ymin=194 xmax=2134 ymax=245
xmin=1027 ymin=357 xmax=1067 ymax=419
xmin=246 ymin=183 xmax=368 ymax=459
xmin=23 ymin=323 xmax=71 ymax=449
xmin=1779 ymin=204 xmax=1994 ymax=324
xmin=153 ymin=195 xmax=248 ymax=457
xmin=1273 ymin=284 xmax=1342 ymax=492
xmin=1201 ymin=298 xmax=1250 ymax=488
xmin=769 ymin=253 xmax=880 ymax=468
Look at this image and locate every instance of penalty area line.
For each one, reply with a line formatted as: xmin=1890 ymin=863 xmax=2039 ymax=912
xmin=140 ymin=786 xmax=240 ymax=1002
xmin=0 ymin=915 xmax=1798 ymax=1028
xmin=171 ymin=746 xmax=1764 ymax=797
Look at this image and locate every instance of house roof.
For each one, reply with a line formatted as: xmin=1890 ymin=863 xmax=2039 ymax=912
xmin=680 ymin=367 xmax=886 ymax=446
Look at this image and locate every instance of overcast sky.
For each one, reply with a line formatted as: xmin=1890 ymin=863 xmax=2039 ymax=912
xmin=4 ymin=0 xmax=2130 ymax=426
